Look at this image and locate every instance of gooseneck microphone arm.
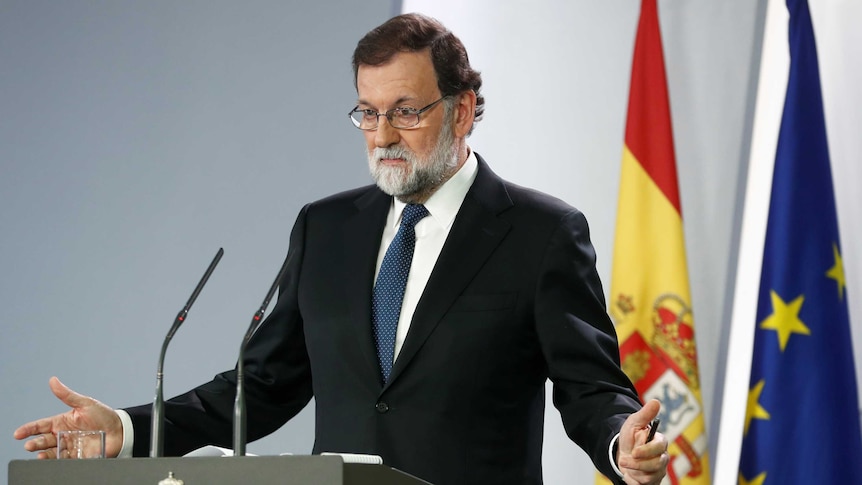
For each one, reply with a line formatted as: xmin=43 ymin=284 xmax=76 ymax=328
xmin=233 ymin=255 xmax=291 ymax=457
xmin=150 ymin=247 xmax=224 ymax=458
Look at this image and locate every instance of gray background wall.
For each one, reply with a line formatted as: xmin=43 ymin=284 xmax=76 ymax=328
xmin=0 ymin=0 xmax=395 ymax=477
xmin=2 ymin=1 xmax=859 ymax=485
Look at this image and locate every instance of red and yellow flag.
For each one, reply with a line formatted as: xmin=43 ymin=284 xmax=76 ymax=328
xmin=597 ymin=1 xmax=711 ymax=483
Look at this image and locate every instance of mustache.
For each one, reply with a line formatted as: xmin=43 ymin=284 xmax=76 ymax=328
xmin=370 ymin=145 xmax=414 ymax=163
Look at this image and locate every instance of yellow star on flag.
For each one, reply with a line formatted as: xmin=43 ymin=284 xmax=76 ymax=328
xmin=826 ymin=243 xmax=846 ymax=300
xmin=760 ymin=290 xmax=809 ymax=351
xmin=739 ymin=471 xmax=767 ymax=485
xmin=744 ymin=379 xmax=771 ymax=435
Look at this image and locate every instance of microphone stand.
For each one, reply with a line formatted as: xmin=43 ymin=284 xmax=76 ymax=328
xmin=150 ymin=248 xmax=224 ymax=458
xmin=233 ymin=255 xmax=291 ymax=456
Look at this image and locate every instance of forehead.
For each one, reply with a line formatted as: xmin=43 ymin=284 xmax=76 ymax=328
xmin=356 ymin=50 xmax=439 ymax=106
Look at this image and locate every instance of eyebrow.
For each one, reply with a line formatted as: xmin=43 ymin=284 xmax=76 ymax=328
xmin=356 ymin=95 xmax=419 ymax=110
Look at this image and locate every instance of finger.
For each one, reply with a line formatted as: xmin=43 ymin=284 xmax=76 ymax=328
xmin=631 ymin=435 xmax=668 ymax=460
xmin=48 ymin=377 xmax=98 ymax=408
xmin=620 ymin=449 xmax=670 ymax=485
xmin=13 ymin=419 xmax=55 ymax=440
xmin=620 ymin=448 xmax=667 ymax=470
xmin=628 ymin=399 xmax=661 ymax=430
xmin=37 ymin=449 xmax=56 ymax=460
xmin=49 ymin=376 xmax=92 ymax=409
xmin=623 ymin=473 xmax=645 ymax=485
xmin=623 ymin=470 xmax=661 ymax=485
xmin=622 ymin=466 xmax=663 ymax=485
xmin=23 ymin=433 xmax=57 ymax=453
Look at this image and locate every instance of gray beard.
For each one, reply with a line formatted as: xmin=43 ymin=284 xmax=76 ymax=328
xmin=367 ymin=120 xmax=458 ymax=203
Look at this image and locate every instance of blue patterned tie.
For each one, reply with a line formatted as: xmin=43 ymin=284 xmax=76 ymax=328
xmin=372 ymin=204 xmax=429 ymax=383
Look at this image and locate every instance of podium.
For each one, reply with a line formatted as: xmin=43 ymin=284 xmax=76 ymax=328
xmin=8 ymin=455 xmax=433 ymax=484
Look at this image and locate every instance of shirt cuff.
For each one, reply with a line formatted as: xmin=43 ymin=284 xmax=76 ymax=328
xmin=609 ymin=432 xmax=624 ymax=478
xmin=115 ymin=409 xmax=134 ymax=458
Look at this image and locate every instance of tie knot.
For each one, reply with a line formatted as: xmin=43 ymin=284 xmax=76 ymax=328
xmin=400 ymin=204 xmax=429 ymax=229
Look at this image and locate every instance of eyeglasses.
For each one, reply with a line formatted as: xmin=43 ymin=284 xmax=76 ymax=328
xmin=348 ymin=96 xmax=448 ymax=130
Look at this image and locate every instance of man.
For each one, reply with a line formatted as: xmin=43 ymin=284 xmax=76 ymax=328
xmin=15 ymin=13 xmax=668 ymax=485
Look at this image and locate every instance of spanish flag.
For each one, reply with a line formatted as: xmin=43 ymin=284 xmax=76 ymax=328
xmin=597 ymin=0 xmax=711 ymax=483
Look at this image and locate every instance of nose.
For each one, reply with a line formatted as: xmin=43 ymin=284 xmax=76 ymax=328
xmin=374 ymin=116 xmax=400 ymax=148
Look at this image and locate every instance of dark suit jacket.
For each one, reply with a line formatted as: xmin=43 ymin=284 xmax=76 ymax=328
xmin=126 ymin=154 xmax=640 ymax=485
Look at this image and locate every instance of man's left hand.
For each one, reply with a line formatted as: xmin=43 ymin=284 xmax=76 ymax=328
xmin=617 ymin=399 xmax=669 ymax=485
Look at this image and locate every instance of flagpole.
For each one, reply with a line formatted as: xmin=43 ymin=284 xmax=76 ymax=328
xmin=712 ymin=0 xmax=788 ymax=483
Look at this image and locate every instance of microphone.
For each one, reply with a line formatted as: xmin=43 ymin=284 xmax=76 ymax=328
xmin=150 ymin=248 xmax=224 ymax=458
xmin=233 ymin=254 xmax=291 ymax=457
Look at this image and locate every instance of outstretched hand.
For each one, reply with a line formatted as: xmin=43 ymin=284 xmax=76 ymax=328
xmin=13 ymin=377 xmax=123 ymax=459
xmin=616 ymin=399 xmax=669 ymax=485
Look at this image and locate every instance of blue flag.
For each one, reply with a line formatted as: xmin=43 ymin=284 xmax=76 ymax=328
xmin=738 ymin=0 xmax=862 ymax=483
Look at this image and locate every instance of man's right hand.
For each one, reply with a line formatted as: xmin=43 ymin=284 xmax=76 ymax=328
xmin=13 ymin=376 xmax=123 ymax=459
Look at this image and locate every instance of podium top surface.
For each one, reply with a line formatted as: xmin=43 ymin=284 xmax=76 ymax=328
xmin=9 ymin=455 xmax=433 ymax=485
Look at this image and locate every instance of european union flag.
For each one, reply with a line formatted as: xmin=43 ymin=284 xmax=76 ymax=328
xmin=738 ymin=0 xmax=862 ymax=483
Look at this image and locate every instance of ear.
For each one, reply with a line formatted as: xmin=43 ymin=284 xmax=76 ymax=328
xmin=452 ymin=90 xmax=477 ymax=138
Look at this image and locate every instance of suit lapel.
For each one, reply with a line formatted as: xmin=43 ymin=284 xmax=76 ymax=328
xmin=342 ymin=187 xmax=391 ymax=384
xmin=386 ymin=155 xmax=513 ymax=387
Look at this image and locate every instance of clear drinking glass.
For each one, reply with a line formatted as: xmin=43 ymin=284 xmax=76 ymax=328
xmin=56 ymin=430 xmax=105 ymax=459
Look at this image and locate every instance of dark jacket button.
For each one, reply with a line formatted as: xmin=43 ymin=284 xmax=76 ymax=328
xmin=375 ymin=402 xmax=389 ymax=413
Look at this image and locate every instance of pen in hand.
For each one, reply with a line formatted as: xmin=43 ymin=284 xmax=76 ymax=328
xmin=646 ymin=418 xmax=660 ymax=443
